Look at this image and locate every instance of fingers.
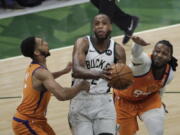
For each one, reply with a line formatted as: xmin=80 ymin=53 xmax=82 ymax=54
xmin=131 ymin=36 xmax=150 ymax=46
xmin=103 ymin=74 xmax=112 ymax=81
xmin=67 ymin=62 xmax=72 ymax=68
xmin=102 ymin=70 xmax=112 ymax=75
xmin=101 ymin=70 xmax=112 ymax=81
xmin=105 ymin=67 xmax=113 ymax=71
xmin=64 ymin=62 xmax=72 ymax=73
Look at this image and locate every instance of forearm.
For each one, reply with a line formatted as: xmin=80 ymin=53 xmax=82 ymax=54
xmin=73 ymin=67 xmax=100 ymax=79
xmin=47 ymin=81 xmax=81 ymax=101
xmin=59 ymin=86 xmax=81 ymax=101
xmin=52 ymin=70 xmax=68 ymax=79
xmin=131 ymin=43 xmax=144 ymax=58
xmin=52 ymin=84 xmax=81 ymax=101
xmin=130 ymin=43 xmax=151 ymax=76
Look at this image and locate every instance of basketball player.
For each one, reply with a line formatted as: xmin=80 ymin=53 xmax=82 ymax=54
xmin=114 ymin=36 xmax=178 ymax=135
xmin=12 ymin=37 xmax=90 ymax=135
xmin=68 ymin=14 xmax=126 ymax=135
xmin=90 ymin=0 xmax=139 ymax=44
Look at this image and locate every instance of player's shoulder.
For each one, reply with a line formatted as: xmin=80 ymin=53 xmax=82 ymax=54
xmin=76 ymin=36 xmax=89 ymax=44
xmin=75 ymin=36 xmax=89 ymax=50
xmin=33 ymin=67 xmax=51 ymax=81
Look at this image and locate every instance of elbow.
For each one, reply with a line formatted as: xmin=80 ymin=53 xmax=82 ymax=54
xmin=56 ymin=96 xmax=67 ymax=101
xmin=56 ymin=96 xmax=64 ymax=101
xmin=72 ymin=67 xmax=82 ymax=78
xmin=55 ymin=93 xmax=67 ymax=101
xmin=131 ymin=51 xmax=141 ymax=58
xmin=72 ymin=72 xmax=82 ymax=78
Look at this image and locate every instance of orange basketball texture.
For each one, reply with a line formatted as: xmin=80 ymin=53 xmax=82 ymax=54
xmin=108 ymin=63 xmax=133 ymax=90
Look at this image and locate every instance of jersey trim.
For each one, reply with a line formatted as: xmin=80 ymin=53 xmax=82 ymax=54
xmin=134 ymin=67 xmax=151 ymax=78
xmin=89 ymin=35 xmax=111 ymax=54
xmin=13 ymin=117 xmax=38 ymax=135
xmin=114 ymin=42 xmax=117 ymax=63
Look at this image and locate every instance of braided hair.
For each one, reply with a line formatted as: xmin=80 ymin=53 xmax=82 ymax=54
xmin=155 ymin=40 xmax=178 ymax=71
xmin=20 ymin=37 xmax=36 ymax=59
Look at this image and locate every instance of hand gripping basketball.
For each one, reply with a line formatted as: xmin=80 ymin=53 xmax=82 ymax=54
xmin=108 ymin=63 xmax=133 ymax=90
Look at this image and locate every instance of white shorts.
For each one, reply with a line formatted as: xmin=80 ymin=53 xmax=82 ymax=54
xmin=68 ymin=92 xmax=116 ymax=135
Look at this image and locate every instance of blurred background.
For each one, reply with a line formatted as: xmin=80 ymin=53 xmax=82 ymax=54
xmin=0 ymin=0 xmax=180 ymax=59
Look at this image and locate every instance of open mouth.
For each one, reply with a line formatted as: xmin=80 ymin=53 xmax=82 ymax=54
xmin=97 ymin=31 xmax=105 ymax=35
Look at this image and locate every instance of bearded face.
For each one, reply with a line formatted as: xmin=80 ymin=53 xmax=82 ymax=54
xmin=152 ymin=43 xmax=171 ymax=68
xmin=93 ymin=14 xmax=112 ymax=40
xmin=34 ymin=38 xmax=51 ymax=58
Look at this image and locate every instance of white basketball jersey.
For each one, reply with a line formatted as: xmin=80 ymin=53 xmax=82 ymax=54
xmin=73 ymin=36 xmax=115 ymax=94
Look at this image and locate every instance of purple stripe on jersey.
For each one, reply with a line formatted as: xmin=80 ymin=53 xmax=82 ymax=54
xmin=13 ymin=117 xmax=38 ymax=135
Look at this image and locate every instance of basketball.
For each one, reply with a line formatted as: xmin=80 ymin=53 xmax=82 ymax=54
xmin=108 ymin=63 xmax=133 ymax=90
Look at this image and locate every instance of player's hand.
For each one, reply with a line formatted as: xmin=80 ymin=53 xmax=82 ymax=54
xmin=100 ymin=69 xmax=112 ymax=81
xmin=76 ymin=80 xmax=90 ymax=92
xmin=132 ymin=36 xmax=150 ymax=46
xmin=63 ymin=62 xmax=72 ymax=74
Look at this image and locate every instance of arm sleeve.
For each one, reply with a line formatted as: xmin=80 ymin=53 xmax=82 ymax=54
xmin=129 ymin=43 xmax=151 ymax=76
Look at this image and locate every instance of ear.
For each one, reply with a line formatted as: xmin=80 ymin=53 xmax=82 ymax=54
xmin=34 ymin=50 xmax=40 ymax=56
xmin=152 ymin=49 xmax=155 ymax=55
xmin=109 ymin=24 xmax=112 ymax=31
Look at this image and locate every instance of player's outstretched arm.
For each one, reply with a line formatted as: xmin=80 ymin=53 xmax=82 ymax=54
xmin=34 ymin=68 xmax=90 ymax=101
xmin=130 ymin=36 xmax=151 ymax=76
xmin=131 ymin=36 xmax=150 ymax=58
xmin=52 ymin=62 xmax=72 ymax=79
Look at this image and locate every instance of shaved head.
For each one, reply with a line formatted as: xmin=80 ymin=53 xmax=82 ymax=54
xmin=93 ymin=14 xmax=112 ymax=24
